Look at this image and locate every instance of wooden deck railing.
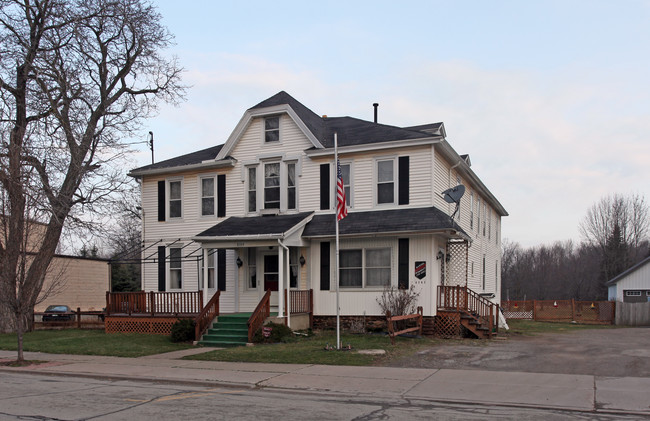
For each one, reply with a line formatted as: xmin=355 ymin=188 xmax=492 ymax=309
xmin=106 ymin=291 xmax=203 ymax=316
xmin=194 ymin=290 xmax=220 ymax=341
xmin=437 ymin=285 xmax=498 ymax=334
xmin=247 ymin=289 xmax=271 ymax=342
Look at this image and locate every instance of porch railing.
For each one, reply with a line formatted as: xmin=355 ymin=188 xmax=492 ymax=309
xmin=194 ymin=290 xmax=220 ymax=341
xmin=437 ymin=285 xmax=498 ymax=334
xmin=247 ymin=289 xmax=271 ymax=342
xmin=283 ymin=289 xmax=313 ymax=314
xmin=106 ymin=291 xmax=203 ymax=316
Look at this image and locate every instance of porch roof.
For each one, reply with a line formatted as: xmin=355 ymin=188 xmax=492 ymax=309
xmin=302 ymin=206 xmax=470 ymax=240
xmin=193 ymin=212 xmax=314 ymax=242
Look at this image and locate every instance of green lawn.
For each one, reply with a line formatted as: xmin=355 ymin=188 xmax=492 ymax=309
xmin=187 ymin=331 xmax=443 ymax=366
xmin=506 ymin=319 xmax=618 ymax=336
xmin=0 ymin=330 xmax=193 ymax=357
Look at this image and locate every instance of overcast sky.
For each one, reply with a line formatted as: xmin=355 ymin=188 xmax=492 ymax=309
xmin=134 ymin=0 xmax=650 ymax=247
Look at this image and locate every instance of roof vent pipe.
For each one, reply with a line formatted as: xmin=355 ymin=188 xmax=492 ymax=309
xmin=373 ymin=103 xmax=379 ymax=123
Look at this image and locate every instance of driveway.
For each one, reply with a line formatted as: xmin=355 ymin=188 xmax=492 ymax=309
xmin=386 ymin=327 xmax=650 ymax=377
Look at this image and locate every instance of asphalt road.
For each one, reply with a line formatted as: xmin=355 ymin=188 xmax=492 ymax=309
xmin=0 ymin=372 xmax=645 ymax=421
xmin=387 ymin=327 xmax=650 ymax=377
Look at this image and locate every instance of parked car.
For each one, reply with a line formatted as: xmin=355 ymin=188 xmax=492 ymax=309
xmin=42 ymin=305 xmax=74 ymax=322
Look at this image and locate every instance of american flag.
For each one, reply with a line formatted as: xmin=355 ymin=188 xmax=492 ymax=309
xmin=336 ymin=159 xmax=348 ymax=221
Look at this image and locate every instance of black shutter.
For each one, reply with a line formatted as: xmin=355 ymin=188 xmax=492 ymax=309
xmin=157 ymin=180 xmax=165 ymax=221
xmin=217 ymin=174 xmax=226 ymax=217
xmin=398 ymin=238 xmax=409 ymax=289
xmin=320 ymin=164 xmax=330 ymax=210
xmin=398 ymin=156 xmax=409 ymax=205
xmin=320 ymin=241 xmax=330 ymax=290
xmin=217 ymin=249 xmax=226 ymax=291
xmin=157 ymin=246 xmax=166 ymax=291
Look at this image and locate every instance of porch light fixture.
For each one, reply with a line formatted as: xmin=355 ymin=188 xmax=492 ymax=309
xmin=236 ymin=257 xmax=243 ymax=267
xmin=436 ymin=251 xmax=444 ymax=260
xmin=299 ymin=255 xmax=306 ymax=266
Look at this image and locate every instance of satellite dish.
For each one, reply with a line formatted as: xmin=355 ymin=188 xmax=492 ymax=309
xmin=441 ymin=184 xmax=465 ymax=222
xmin=442 ymin=185 xmax=465 ymax=204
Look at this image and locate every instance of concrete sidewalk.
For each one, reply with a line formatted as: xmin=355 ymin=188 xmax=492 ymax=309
xmin=1 ymin=350 xmax=648 ymax=416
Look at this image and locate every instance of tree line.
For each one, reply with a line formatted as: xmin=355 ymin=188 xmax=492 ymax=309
xmin=502 ymin=193 xmax=650 ymax=301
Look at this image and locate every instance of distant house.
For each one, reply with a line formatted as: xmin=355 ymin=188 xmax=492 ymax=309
xmin=127 ymin=91 xmax=508 ymax=338
xmin=607 ymin=255 xmax=650 ymax=303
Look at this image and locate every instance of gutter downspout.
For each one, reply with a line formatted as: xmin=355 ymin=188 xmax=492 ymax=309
xmin=278 ymin=239 xmax=290 ymax=328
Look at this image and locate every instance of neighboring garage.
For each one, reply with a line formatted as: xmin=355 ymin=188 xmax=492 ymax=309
xmin=607 ymin=255 xmax=650 ymax=303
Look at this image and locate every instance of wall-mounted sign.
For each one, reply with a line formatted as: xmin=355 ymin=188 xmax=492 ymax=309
xmin=415 ymin=261 xmax=426 ymax=279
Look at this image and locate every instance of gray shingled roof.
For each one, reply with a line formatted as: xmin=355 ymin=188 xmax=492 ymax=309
xmin=195 ymin=212 xmax=314 ymax=238
xmin=302 ymin=206 xmax=468 ymax=238
xmin=252 ymin=91 xmax=437 ymax=148
xmin=130 ymin=145 xmax=224 ymax=173
xmin=130 ymin=92 xmax=442 ymax=174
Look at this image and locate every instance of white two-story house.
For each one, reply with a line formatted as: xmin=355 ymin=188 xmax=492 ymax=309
xmin=128 ymin=91 xmax=507 ymax=336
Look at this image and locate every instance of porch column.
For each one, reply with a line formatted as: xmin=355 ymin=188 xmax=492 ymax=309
xmin=202 ymin=247 xmax=209 ymax=307
xmin=278 ymin=245 xmax=284 ymax=318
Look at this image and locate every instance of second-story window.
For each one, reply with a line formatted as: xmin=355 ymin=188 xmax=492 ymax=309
xmin=340 ymin=163 xmax=351 ymax=207
xmin=201 ymin=177 xmax=215 ymax=216
xmin=476 ymin=198 xmax=481 ymax=236
xmin=287 ymin=162 xmax=296 ymax=210
xmin=248 ymin=167 xmax=257 ymax=212
xmin=377 ymin=159 xmax=394 ymax=204
xmin=265 ymin=116 xmax=279 ymax=142
xmin=264 ymin=162 xmax=280 ymax=209
xmin=483 ymin=202 xmax=487 ymax=236
xmin=470 ymin=191 xmax=474 ymax=230
xmin=169 ymin=180 xmax=182 ymax=218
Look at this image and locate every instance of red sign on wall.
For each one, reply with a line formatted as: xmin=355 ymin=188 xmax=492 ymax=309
xmin=415 ymin=261 xmax=426 ymax=279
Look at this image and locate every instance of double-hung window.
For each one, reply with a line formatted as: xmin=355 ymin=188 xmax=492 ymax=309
xmin=200 ymin=249 xmax=215 ymax=289
xmin=289 ymin=248 xmax=299 ymax=288
xmin=264 ymin=163 xmax=280 ymax=209
xmin=477 ymin=198 xmax=481 ymax=236
xmin=470 ymin=191 xmax=474 ymax=230
xmin=200 ymin=177 xmax=215 ymax=216
xmin=247 ymin=167 xmax=257 ymax=212
xmin=340 ymin=163 xmax=352 ymax=207
xmin=377 ymin=159 xmax=395 ymax=204
xmin=248 ymin=248 xmax=257 ymax=289
xmin=265 ymin=117 xmax=279 ymax=142
xmin=339 ymin=248 xmax=391 ymax=288
xmin=169 ymin=247 xmax=182 ymax=289
xmin=287 ymin=162 xmax=296 ymax=210
xmin=169 ymin=180 xmax=182 ymax=218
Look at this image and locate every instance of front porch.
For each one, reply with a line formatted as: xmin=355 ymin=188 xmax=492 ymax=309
xmin=104 ymin=289 xmax=313 ymax=337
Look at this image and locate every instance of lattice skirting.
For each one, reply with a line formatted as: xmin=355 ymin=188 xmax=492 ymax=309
xmin=434 ymin=312 xmax=462 ymax=338
xmin=105 ymin=316 xmax=185 ymax=335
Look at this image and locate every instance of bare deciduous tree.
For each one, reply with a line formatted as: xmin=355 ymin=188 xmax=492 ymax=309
xmin=0 ymin=0 xmax=184 ymax=361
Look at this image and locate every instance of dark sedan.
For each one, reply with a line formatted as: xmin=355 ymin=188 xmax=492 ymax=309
xmin=42 ymin=305 xmax=74 ymax=322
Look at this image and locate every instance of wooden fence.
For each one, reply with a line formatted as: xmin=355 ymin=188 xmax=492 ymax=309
xmin=33 ymin=308 xmax=105 ymax=329
xmin=615 ymin=302 xmax=650 ymax=326
xmin=502 ymin=299 xmax=615 ymax=324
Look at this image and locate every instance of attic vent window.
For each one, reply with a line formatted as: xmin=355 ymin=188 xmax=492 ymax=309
xmin=265 ymin=116 xmax=279 ymax=142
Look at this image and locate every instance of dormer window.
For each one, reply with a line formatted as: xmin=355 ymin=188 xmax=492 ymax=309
xmin=265 ymin=116 xmax=279 ymax=142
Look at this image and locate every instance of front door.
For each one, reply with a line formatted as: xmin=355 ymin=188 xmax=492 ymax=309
xmin=263 ymin=254 xmax=279 ymax=306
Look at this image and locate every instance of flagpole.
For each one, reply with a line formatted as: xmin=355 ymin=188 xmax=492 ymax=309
xmin=334 ymin=132 xmax=341 ymax=350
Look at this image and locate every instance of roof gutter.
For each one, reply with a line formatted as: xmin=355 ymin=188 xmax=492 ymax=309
xmin=128 ymin=158 xmax=236 ymax=178
xmin=304 ymin=228 xmax=472 ymax=243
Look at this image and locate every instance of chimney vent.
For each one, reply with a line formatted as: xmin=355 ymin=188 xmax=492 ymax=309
xmin=373 ymin=103 xmax=379 ymax=123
